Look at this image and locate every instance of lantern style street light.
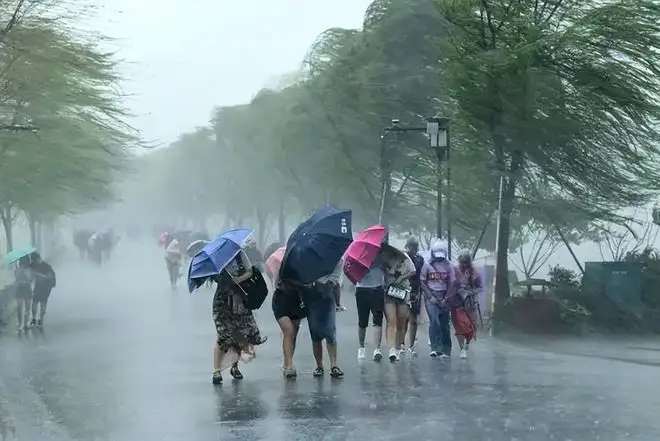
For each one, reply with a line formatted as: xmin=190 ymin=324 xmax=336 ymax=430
xmin=379 ymin=116 xmax=452 ymax=259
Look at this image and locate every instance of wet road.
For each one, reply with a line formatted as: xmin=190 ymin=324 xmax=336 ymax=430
xmin=1 ymin=241 xmax=659 ymax=441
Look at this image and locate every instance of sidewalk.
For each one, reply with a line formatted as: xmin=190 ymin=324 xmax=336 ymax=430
xmin=500 ymin=334 xmax=660 ymax=367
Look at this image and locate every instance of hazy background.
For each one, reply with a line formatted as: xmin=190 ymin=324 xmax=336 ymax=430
xmin=57 ymin=0 xmax=659 ymax=277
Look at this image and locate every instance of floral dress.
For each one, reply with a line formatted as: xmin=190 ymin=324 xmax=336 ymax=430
xmin=212 ymin=251 xmax=262 ymax=353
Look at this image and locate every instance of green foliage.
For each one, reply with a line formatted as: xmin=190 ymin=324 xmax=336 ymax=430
xmin=0 ymin=13 xmax=138 ymax=250
xmin=139 ymin=0 xmax=660 ymax=286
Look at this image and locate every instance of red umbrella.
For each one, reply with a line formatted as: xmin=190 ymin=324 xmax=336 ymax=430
xmin=342 ymin=225 xmax=387 ymax=284
xmin=266 ymin=247 xmax=286 ymax=278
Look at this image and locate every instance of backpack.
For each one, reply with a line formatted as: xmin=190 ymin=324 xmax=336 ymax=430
xmin=238 ymin=266 xmax=269 ymax=310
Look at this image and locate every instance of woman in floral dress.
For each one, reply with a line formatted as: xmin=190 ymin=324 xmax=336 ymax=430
xmin=211 ymin=250 xmax=267 ymax=384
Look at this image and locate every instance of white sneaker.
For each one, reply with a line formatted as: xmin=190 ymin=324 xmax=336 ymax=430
xmin=373 ymin=348 xmax=383 ymax=362
xmin=459 ymin=349 xmax=468 ymax=359
xmin=407 ymin=347 xmax=417 ymax=358
xmin=389 ymin=348 xmax=398 ymax=362
xmin=430 ymin=351 xmax=438 ymax=358
xmin=358 ymin=347 xmax=366 ymax=359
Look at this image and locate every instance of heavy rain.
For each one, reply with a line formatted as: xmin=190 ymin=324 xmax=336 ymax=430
xmin=1 ymin=0 xmax=660 ymax=440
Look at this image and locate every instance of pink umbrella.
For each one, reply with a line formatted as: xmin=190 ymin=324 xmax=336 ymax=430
xmin=342 ymin=225 xmax=387 ymax=284
xmin=266 ymin=247 xmax=286 ymax=277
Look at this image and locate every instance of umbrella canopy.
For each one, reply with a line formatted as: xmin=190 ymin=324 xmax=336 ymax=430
xmin=342 ymin=225 xmax=387 ymax=284
xmin=266 ymin=247 xmax=286 ymax=276
xmin=280 ymin=205 xmax=353 ymax=285
xmin=187 ymin=228 xmax=253 ymax=293
xmin=186 ymin=239 xmax=209 ymax=258
xmin=3 ymin=247 xmax=37 ymax=266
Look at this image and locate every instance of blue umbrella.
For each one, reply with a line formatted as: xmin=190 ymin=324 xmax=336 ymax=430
xmin=280 ymin=205 xmax=353 ymax=285
xmin=3 ymin=247 xmax=36 ymax=266
xmin=187 ymin=228 xmax=253 ymax=293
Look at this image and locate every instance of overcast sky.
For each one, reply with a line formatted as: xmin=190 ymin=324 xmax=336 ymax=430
xmin=89 ymin=0 xmax=373 ymax=146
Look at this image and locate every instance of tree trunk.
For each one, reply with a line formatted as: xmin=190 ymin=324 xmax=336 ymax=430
xmin=494 ymin=177 xmax=516 ymax=306
xmin=0 ymin=206 xmax=14 ymax=253
xmin=27 ymin=214 xmax=37 ymax=248
xmin=256 ymin=206 xmax=267 ymax=250
xmin=278 ymin=198 xmax=286 ymax=243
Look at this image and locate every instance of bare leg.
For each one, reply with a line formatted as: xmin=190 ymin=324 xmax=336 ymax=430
xmin=358 ymin=327 xmax=366 ymax=347
xmin=396 ymin=304 xmax=410 ymax=348
xmin=16 ymin=299 xmax=24 ymax=329
xmin=408 ymin=314 xmax=419 ymax=348
xmin=30 ymin=299 xmax=38 ymax=323
xmin=327 ymin=342 xmax=338 ymax=367
xmin=277 ymin=317 xmax=300 ymax=370
xmin=312 ymin=341 xmax=324 ymax=368
xmin=373 ymin=325 xmax=383 ymax=349
xmin=213 ymin=343 xmax=224 ymax=371
xmin=384 ymin=302 xmax=397 ymax=350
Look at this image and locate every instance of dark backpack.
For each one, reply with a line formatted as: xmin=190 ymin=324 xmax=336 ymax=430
xmin=238 ymin=266 xmax=269 ymax=310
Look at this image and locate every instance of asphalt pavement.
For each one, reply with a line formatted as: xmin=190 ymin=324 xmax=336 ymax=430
xmin=1 ymin=240 xmax=659 ymax=441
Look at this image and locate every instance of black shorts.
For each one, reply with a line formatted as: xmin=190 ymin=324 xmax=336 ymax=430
xmin=355 ymin=286 xmax=384 ymax=328
xmin=33 ymin=287 xmax=53 ymax=304
xmin=272 ymin=287 xmax=307 ymax=321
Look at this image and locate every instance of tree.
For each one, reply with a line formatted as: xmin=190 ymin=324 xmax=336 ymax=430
xmin=438 ymin=0 xmax=660 ymax=305
xmin=0 ymin=20 xmax=137 ymax=251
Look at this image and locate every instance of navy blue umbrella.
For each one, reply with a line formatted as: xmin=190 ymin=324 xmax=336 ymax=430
xmin=280 ymin=205 xmax=353 ymax=284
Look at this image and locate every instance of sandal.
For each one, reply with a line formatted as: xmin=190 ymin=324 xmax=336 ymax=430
xmin=282 ymin=367 xmax=297 ymax=378
xmin=330 ymin=366 xmax=344 ymax=379
xmin=212 ymin=370 xmax=223 ymax=385
xmin=313 ymin=367 xmax=324 ymax=377
xmin=230 ymin=365 xmax=243 ymax=380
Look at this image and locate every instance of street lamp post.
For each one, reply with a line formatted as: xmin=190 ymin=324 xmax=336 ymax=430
xmin=379 ymin=117 xmax=451 ymax=258
xmin=426 ymin=117 xmax=450 ymax=259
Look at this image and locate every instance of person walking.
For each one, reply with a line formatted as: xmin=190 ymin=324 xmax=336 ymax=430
xmin=354 ymin=257 xmax=385 ymax=361
xmin=272 ymin=280 xmax=307 ymax=378
xmin=302 ymin=261 xmax=344 ymax=378
xmin=420 ymin=241 xmax=458 ymax=358
xmin=382 ymin=245 xmax=416 ymax=362
xmin=454 ymin=250 xmax=481 ymax=358
xmin=29 ymin=253 xmax=56 ymax=328
xmin=14 ymin=256 xmax=34 ymax=332
xmin=210 ymin=250 xmax=268 ymax=384
xmin=164 ymin=236 xmax=182 ymax=288
xmin=403 ymin=237 xmax=425 ymax=357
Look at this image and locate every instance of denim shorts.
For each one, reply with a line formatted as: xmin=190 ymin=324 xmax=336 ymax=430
xmin=303 ymin=282 xmax=337 ymax=344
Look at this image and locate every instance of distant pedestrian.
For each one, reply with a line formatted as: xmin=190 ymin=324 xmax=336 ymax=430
xmin=29 ymin=252 xmax=56 ymax=328
xmin=14 ymin=256 xmax=34 ymax=332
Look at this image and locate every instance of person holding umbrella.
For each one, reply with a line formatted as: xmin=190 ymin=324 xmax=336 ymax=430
xmin=10 ymin=252 xmax=35 ymax=331
xmin=188 ymin=229 xmax=268 ymax=385
xmin=381 ymin=243 xmax=417 ymax=362
xmin=29 ymin=252 xmax=56 ymax=328
xmin=343 ymin=225 xmax=388 ymax=361
xmin=275 ymin=205 xmax=353 ymax=378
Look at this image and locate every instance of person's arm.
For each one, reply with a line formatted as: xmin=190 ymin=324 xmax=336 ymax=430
xmin=48 ymin=264 xmax=57 ymax=288
xmin=232 ymin=251 xmax=253 ymax=284
xmin=419 ymin=263 xmax=431 ymax=299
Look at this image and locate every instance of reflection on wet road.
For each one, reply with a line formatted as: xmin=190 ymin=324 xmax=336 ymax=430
xmin=1 ymin=241 xmax=659 ymax=440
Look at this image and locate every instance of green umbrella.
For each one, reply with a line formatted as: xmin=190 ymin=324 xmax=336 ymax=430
xmin=3 ymin=247 xmax=36 ymax=266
